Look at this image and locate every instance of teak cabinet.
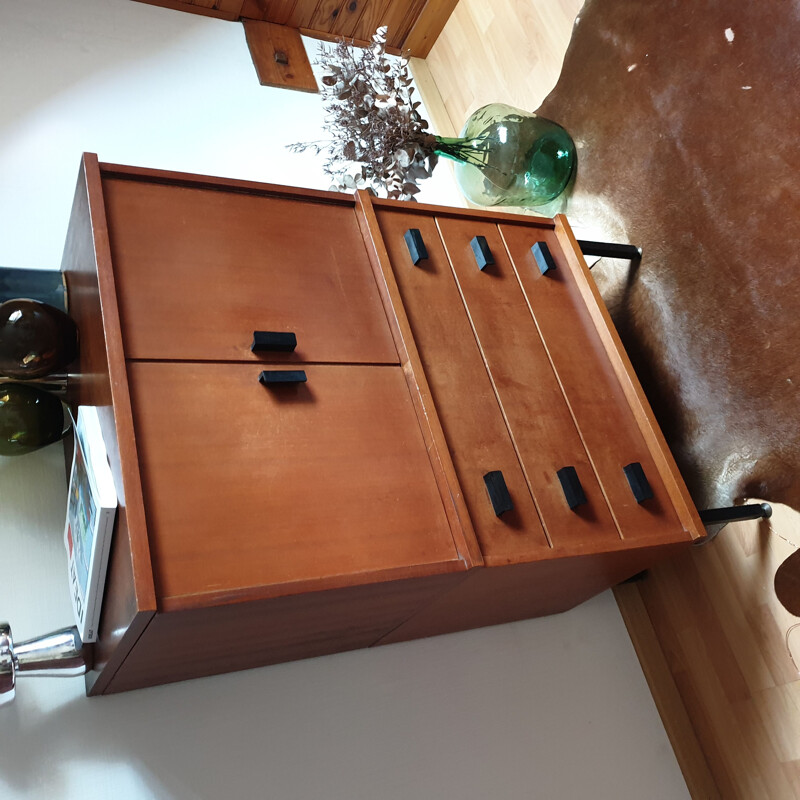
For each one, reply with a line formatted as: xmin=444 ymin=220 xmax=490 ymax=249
xmin=63 ymin=154 xmax=704 ymax=695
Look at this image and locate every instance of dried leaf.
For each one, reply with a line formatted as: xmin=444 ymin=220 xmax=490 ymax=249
xmin=287 ymin=27 xmax=438 ymax=201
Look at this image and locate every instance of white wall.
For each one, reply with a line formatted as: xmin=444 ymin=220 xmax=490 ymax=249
xmin=0 ymin=2 xmax=688 ymax=798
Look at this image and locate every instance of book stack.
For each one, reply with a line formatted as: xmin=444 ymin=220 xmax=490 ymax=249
xmin=64 ymin=406 xmax=117 ymax=643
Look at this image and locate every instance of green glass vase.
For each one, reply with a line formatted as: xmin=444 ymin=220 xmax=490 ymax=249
xmin=434 ymin=103 xmax=576 ymax=207
xmin=0 ymin=298 xmax=78 ymax=379
xmin=0 ymin=382 xmax=70 ymax=456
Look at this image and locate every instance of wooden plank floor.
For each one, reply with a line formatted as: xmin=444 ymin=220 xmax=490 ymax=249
xmin=417 ymin=1 xmax=800 ymax=797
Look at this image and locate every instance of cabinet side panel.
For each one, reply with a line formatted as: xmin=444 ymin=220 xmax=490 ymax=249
xmin=103 ymin=572 xmax=465 ymax=693
xmin=62 ymin=155 xmax=157 ymax=694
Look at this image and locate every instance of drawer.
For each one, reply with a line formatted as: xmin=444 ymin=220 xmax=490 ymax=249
xmin=375 ymin=209 xmax=550 ymax=563
xmin=127 ymin=361 xmax=460 ymax=605
xmin=104 ymin=178 xmax=398 ymax=365
xmin=436 ymin=217 xmax=621 ymax=552
xmin=500 ymin=224 xmax=683 ymax=542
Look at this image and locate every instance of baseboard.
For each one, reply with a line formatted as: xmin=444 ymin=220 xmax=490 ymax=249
xmin=614 ymin=581 xmax=721 ymax=799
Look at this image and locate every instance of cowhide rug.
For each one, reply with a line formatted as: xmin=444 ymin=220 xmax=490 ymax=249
xmin=537 ymin=0 xmax=800 ymax=511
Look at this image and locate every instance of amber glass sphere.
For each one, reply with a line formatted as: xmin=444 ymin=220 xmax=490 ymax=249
xmin=0 ymin=298 xmax=78 ymax=379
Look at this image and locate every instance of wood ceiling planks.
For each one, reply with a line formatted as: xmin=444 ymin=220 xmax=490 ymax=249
xmin=132 ymin=0 xmax=459 ymax=55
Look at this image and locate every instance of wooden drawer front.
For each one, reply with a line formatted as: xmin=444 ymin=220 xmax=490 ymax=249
xmin=376 ymin=209 xmax=550 ymax=563
xmin=500 ymin=224 xmax=683 ymax=542
xmin=127 ymin=361 xmax=460 ymax=605
xmin=436 ymin=217 xmax=621 ymax=552
xmin=104 ymin=178 xmax=398 ymax=365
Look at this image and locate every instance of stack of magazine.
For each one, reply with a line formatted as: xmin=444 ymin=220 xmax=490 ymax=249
xmin=64 ymin=406 xmax=118 ymax=643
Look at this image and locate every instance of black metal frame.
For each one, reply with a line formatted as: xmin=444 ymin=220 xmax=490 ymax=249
xmin=577 ymin=240 xmax=642 ymax=262
xmin=699 ymin=503 xmax=772 ymax=526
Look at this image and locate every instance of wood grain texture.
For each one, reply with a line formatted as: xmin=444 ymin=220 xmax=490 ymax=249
xmin=306 ymin=0 xmax=345 ymax=33
xmin=240 ymin=0 xmax=295 ymax=23
xmin=501 ymin=223 xmax=695 ymax=546
xmin=132 ymin=0 xmax=456 ymax=55
xmin=77 ymin=158 xmax=701 ymax=700
xmin=403 ymin=0 xmax=459 ymax=57
xmin=552 ymin=217 xmax=705 ymax=544
xmin=104 ymin=571 xmax=466 ymax=693
xmin=631 ymin=509 xmax=800 ymax=799
xmin=128 ymin=361 xmax=462 ymax=607
xmin=102 ymin=176 xmax=397 ymax=365
xmin=131 ymin=0 xmax=242 ymax=21
xmin=99 ymin=159 xmax=341 ymax=202
xmin=380 ymin=0 xmax=426 ymax=50
xmin=380 ymin=539 xmax=690 ymax=645
xmin=243 ymin=20 xmax=318 ymax=92
xmin=374 ymin=207 xmax=551 ymax=564
xmin=436 ymin=215 xmax=622 ymax=555
xmin=62 ymin=155 xmax=157 ymax=695
xmin=613 ymin=580 xmax=721 ymax=799
xmin=284 ymin=0 xmax=317 ymax=28
xmin=423 ymin=0 xmax=584 ymax=130
xmin=354 ymin=191 xmax=483 ymax=569
xmin=331 ymin=0 xmax=373 ymax=39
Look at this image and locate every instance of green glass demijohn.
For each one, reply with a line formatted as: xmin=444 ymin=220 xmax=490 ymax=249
xmin=0 ymin=382 xmax=70 ymax=456
xmin=435 ymin=103 xmax=576 ymax=207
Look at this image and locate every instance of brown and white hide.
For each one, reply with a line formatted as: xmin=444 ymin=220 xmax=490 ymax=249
xmin=537 ymin=0 xmax=800 ymax=511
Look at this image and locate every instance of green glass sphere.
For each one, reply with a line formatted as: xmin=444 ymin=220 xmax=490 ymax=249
xmin=0 ymin=382 xmax=68 ymax=456
xmin=435 ymin=103 xmax=576 ymax=207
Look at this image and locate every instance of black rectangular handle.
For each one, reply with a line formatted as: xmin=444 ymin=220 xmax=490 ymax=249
xmin=556 ymin=466 xmax=587 ymax=510
xmin=470 ymin=235 xmax=495 ymax=271
xmin=404 ymin=229 xmax=428 ymax=265
xmin=483 ymin=470 xmax=514 ymax=516
xmin=251 ymin=331 xmax=297 ymax=353
xmin=259 ymin=370 xmax=307 ymax=386
xmin=623 ymin=462 xmax=654 ymax=503
xmin=532 ymin=241 xmax=557 ymax=275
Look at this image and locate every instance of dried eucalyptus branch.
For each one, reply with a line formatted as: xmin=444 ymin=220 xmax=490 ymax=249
xmin=288 ymin=27 xmax=439 ymax=201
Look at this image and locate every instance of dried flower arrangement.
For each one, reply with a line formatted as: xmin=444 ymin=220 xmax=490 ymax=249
xmin=288 ymin=27 xmax=437 ymax=201
xmin=290 ymin=27 xmax=507 ymax=201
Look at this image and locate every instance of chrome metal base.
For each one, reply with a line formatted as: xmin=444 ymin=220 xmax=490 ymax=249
xmin=1 ymin=622 xmax=88 ymax=706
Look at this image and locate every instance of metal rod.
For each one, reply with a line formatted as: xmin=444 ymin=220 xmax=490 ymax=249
xmin=699 ymin=502 xmax=773 ymax=526
xmin=577 ymin=239 xmax=642 ymax=261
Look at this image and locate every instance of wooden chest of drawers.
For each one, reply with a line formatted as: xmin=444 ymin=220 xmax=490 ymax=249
xmin=63 ymin=154 xmax=703 ymax=694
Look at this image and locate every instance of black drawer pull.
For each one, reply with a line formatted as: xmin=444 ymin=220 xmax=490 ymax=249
xmin=532 ymin=241 xmax=557 ymax=275
xmin=404 ymin=229 xmax=428 ymax=265
xmin=259 ymin=370 xmax=307 ymax=386
xmin=623 ymin=462 xmax=654 ymax=503
xmin=483 ymin=470 xmax=514 ymax=516
xmin=251 ymin=331 xmax=297 ymax=353
xmin=470 ymin=235 xmax=495 ymax=271
xmin=556 ymin=466 xmax=587 ymax=510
